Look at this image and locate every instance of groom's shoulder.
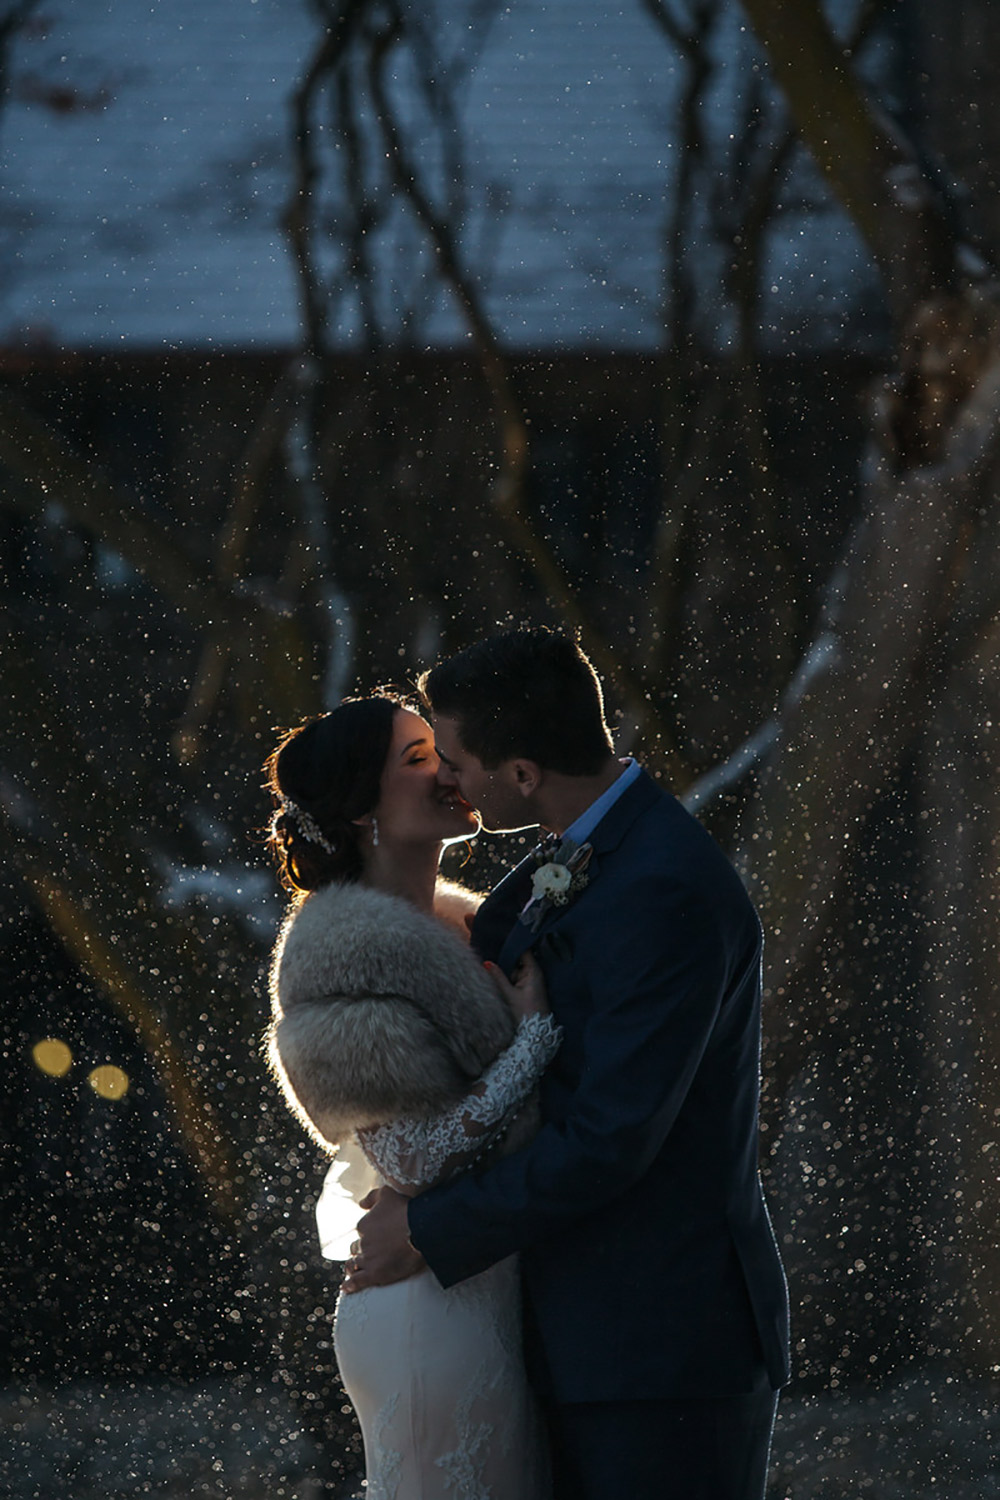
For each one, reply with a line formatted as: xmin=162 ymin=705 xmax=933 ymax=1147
xmin=606 ymin=767 xmax=703 ymax=852
xmin=614 ymin=772 xmax=753 ymax=906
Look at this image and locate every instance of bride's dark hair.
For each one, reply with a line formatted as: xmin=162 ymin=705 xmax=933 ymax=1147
xmin=265 ymin=694 xmax=401 ymax=894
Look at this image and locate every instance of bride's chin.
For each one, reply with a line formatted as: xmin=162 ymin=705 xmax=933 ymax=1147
xmin=442 ymin=809 xmax=480 ymax=841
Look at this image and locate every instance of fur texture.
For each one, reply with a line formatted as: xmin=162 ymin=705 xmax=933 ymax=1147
xmin=268 ymin=879 xmax=515 ymax=1151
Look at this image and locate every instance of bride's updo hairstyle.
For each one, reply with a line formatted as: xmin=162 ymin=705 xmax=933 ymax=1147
xmin=265 ymin=694 xmax=400 ymax=894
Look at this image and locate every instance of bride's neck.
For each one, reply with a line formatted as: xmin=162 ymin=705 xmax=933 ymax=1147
xmin=364 ymin=841 xmax=441 ymax=915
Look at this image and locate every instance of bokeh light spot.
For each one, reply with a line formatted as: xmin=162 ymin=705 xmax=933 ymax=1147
xmin=87 ymin=1065 xmax=130 ymax=1100
xmin=32 ymin=1038 xmax=73 ymax=1077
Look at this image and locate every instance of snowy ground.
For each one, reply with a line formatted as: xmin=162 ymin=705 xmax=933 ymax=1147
xmin=0 ymin=1380 xmax=352 ymax=1500
xmin=1 ymin=1372 xmax=998 ymax=1498
xmin=766 ymin=1375 xmax=1000 ymax=1498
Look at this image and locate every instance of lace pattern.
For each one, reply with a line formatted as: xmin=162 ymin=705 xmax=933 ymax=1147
xmin=334 ymin=1015 xmax=557 ymax=1499
xmin=356 ymin=1013 xmax=561 ymax=1190
xmin=336 ymin=1258 xmax=548 ymax=1500
xmin=368 ymin=1392 xmax=402 ymax=1500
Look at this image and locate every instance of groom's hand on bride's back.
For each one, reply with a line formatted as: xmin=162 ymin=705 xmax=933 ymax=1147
xmin=342 ymin=1186 xmax=425 ymax=1293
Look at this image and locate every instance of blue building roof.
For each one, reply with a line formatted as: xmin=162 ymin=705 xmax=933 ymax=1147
xmin=1 ymin=0 xmax=880 ymax=353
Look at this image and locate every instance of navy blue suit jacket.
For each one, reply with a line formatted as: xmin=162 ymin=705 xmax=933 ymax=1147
xmin=408 ymin=770 xmax=790 ymax=1403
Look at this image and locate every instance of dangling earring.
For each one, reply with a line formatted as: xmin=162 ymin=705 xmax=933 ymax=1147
xmin=371 ymin=816 xmax=380 ymax=848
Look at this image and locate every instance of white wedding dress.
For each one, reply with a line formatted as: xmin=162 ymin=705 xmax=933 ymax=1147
xmin=318 ymin=1013 xmax=560 ymax=1500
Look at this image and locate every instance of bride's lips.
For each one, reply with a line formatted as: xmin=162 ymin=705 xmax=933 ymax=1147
xmin=438 ymin=790 xmax=479 ymax=819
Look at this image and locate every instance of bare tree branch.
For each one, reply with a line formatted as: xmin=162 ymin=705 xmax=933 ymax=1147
xmin=366 ymin=12 xmax=690 ymax=774
xmin=0 ymin=630 xmax=256 ymax=1219
xmin=175 ymin=362 xmax=309 ymax=761
xmin=0 ymin=392 xmax=227 ymax=627
xmin=0 ymin=0 xmax=40 ymax=111
xmin=283 ymin=2 xmax=371 ymax=355
xmin=746 ymin=352 xmax=1000 ymax=1054
xmin=738 ymin=0 xmax=957 ymax=321
xmin=640 ymin=0 xmax=714 ymax=54
xmin=14 ymin=854 xmax=241 ymax=1221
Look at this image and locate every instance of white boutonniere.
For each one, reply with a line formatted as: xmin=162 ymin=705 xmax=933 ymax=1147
xmin=519 ymin=836 xmax=593 ymax=933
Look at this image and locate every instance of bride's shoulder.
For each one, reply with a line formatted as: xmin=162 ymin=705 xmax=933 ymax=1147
xmin=273 ymin=881 xmax=451 ymax=997
xmin=433 ymin=878 xmax=485 ymax=941
xmin=277 ymin=879 xmax=478 ymax=964
xmin=281 ymin=880 xmax=417 ymax=945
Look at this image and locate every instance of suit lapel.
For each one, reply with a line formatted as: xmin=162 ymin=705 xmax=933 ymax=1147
xmin=491 ymin=770 xmax=665 ymax=973
xmin=497 ymin=904 xmax=540 ymax=973
xmin=471 ymin=855 xmax=536 ymax=962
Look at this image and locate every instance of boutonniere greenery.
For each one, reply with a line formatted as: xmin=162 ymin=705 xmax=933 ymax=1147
xmin=518 ymin=836 xmax=593 ymax=933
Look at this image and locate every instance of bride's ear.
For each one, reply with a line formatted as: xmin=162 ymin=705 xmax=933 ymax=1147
xmin=352 ymin=812 xmax=380 ymax=847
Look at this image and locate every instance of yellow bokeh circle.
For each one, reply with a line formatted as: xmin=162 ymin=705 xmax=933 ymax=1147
xmin=32 ymin=1038 xmax=73 ymax=1077
xmin=87 ymin=1065 xmax=130 ymax=1101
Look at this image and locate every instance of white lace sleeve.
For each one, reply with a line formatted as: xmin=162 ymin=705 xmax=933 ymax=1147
xmin=356 ymin=1013 xmax=561 ymax=1191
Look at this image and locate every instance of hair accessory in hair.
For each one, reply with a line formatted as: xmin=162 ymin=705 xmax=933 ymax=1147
xmin=278 ymin=795 xmax=338 ymax=856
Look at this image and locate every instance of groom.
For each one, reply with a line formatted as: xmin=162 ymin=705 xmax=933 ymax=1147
xmin=352 ymin=628 xmax=790 ymax=1499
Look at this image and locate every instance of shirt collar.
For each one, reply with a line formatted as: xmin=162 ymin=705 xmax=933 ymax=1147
xmin=560 ymin=757 xmax=641 ymax=847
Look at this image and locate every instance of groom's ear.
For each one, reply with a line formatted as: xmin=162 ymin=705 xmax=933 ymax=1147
xmin=511 ymin=759 xmax=542 ymax=798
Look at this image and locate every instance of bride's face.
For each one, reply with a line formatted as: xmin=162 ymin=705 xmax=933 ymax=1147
xmin=372 ymin=710 xmax=479 ymax=846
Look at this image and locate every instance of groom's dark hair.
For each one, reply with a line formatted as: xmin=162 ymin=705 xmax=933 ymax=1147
xmin=419 ymin=628 xmax=614 ymax=774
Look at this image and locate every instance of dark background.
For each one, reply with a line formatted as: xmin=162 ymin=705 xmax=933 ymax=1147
xmin=3 ymin=2 xmax=1000 ymax=1495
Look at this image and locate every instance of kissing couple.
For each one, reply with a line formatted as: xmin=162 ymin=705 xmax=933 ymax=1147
xmin=265 ymin=627 xmax=790 ymax=1500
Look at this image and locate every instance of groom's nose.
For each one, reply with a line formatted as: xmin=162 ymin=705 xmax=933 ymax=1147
xmin=436 ymin=760 xmax=460 ymax=792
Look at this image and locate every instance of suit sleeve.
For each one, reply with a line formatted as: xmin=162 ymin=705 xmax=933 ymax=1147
xmin=408 ymin=873 xmax=744 ymax=1286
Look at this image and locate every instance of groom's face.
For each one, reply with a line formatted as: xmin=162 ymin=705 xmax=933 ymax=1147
xmin=432 ymin=715 xmax=538 ymax=834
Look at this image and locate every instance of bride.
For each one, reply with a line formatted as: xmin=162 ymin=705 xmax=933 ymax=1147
xmin=264 ymin=693 xmax=557 ymax=1499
